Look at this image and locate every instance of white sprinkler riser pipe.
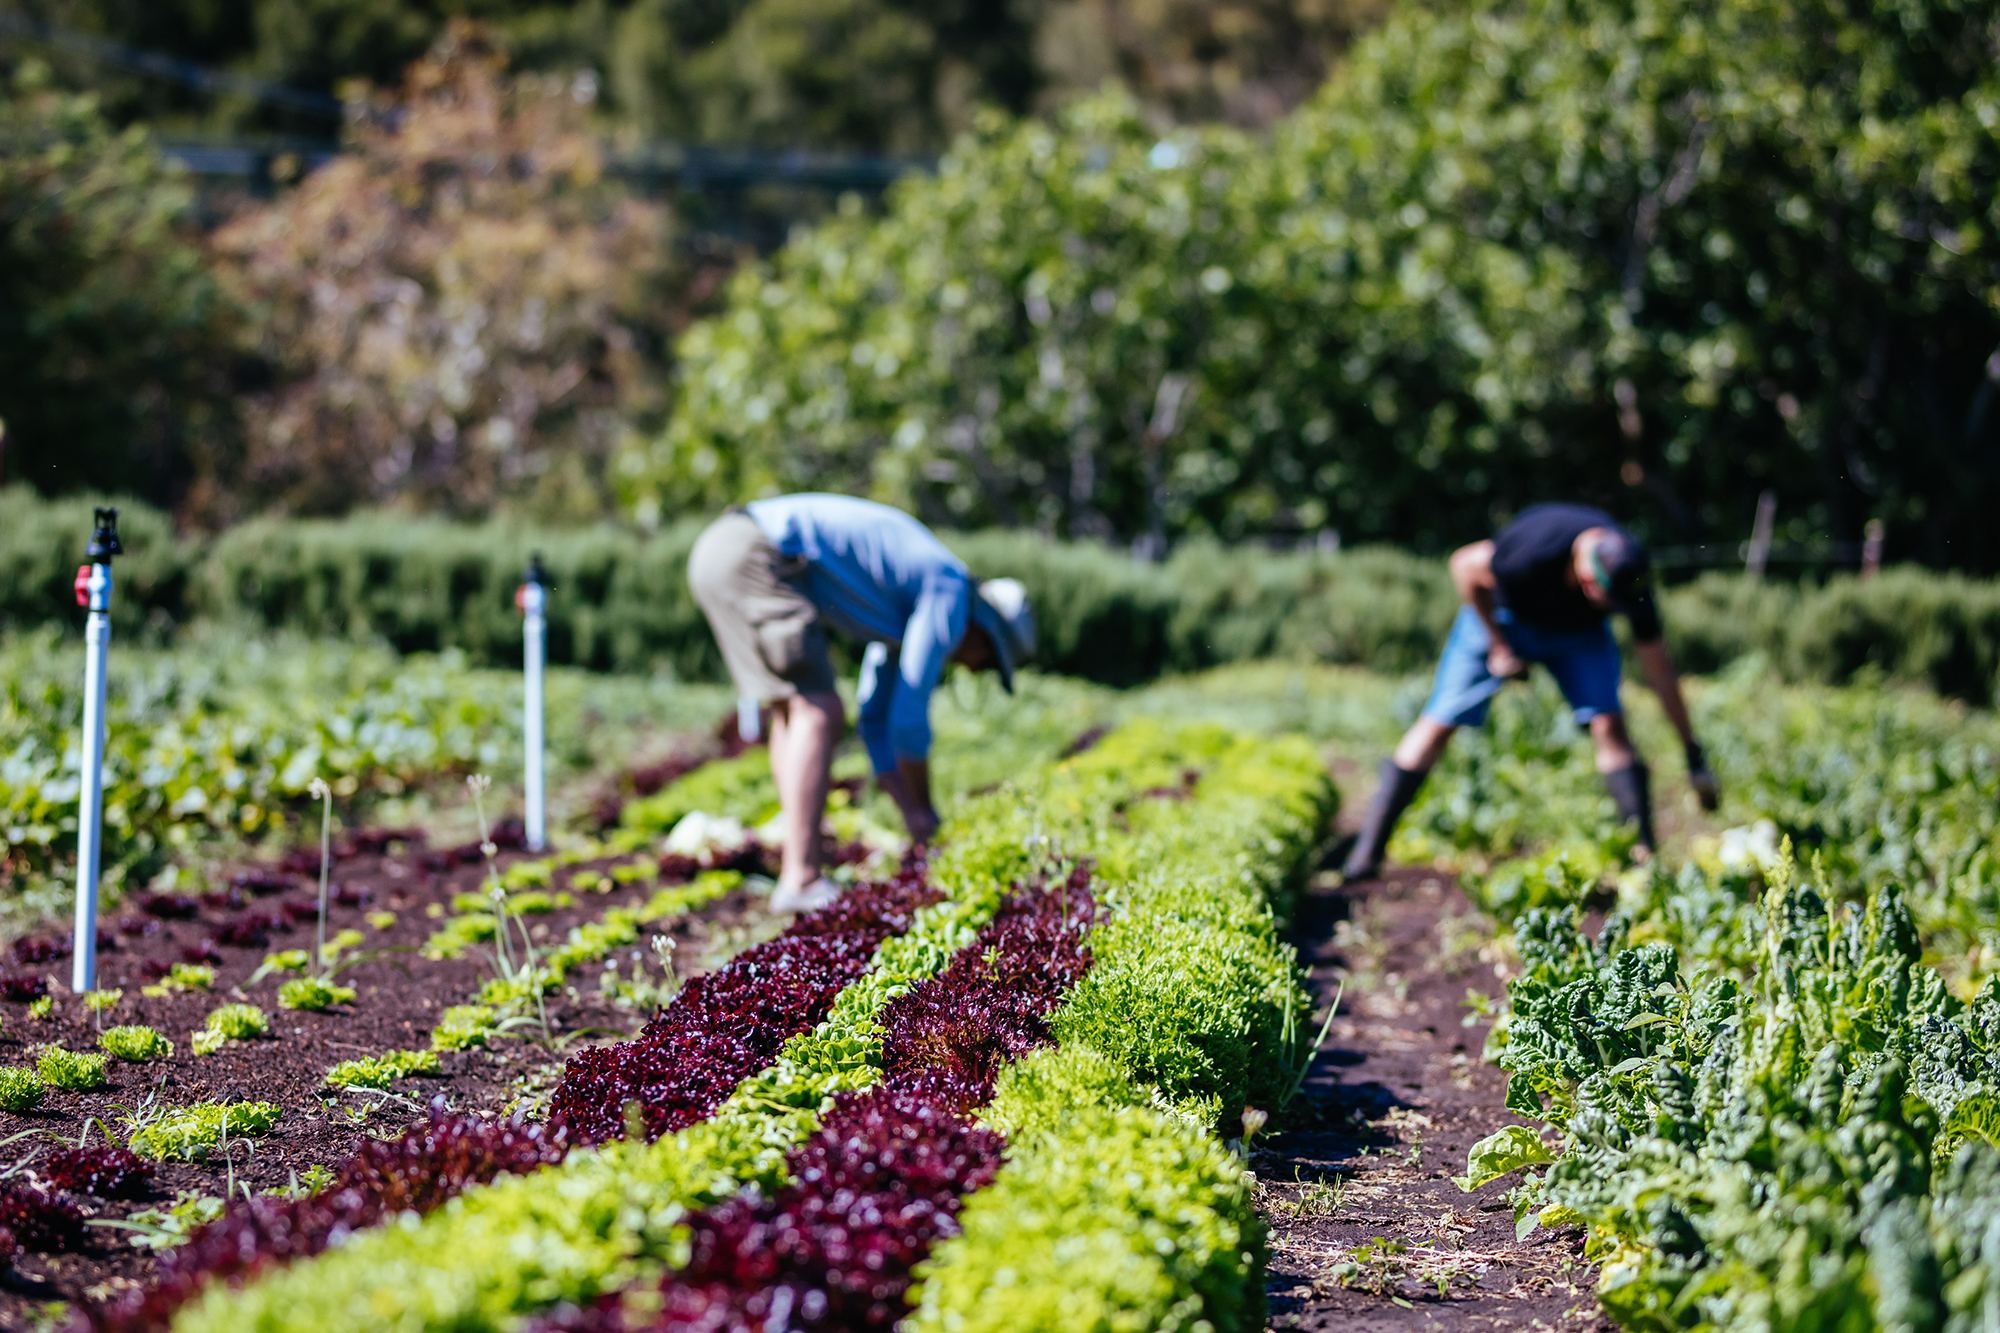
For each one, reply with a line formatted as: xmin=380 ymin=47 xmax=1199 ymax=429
xmin=73 ymin=563 xmax=112 ymax=994
xmin=523 ymin=579 xmax=547 ymax=853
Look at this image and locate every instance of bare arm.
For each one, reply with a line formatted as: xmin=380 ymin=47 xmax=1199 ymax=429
xmin=1634 ymin=638 xmax=1720 ymax=808
xmin=1633 ymin=640 xmax=1694 ymax=745
xmin=1449 ymin=540 xmax=1522 ymax=677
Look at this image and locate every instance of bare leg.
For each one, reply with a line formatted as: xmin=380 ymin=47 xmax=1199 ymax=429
xmin=1589 ymin=713 xmax=1638 ymax=772
xmin=768 ymin=691 xmax=845 ymax=893
xmin=1393 ymin=716 xmax=1458 ymax=771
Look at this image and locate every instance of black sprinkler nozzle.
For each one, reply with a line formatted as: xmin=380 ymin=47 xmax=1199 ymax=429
xmin=86 ymin=507 xmax=122 ymax=562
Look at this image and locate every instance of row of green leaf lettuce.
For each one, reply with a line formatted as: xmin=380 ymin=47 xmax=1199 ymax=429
xmin=907 ymin=723 xmax=1334 ymax=1333
xmin=171 ymin=718 xmax=1334 ymax=1332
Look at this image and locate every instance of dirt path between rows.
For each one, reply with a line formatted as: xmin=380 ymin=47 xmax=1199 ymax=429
xmin=1258 ymin=866 xmax=1612 ymax=1333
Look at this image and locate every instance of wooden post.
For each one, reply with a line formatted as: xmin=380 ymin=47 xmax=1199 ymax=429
xmin=1746 ymin=490 xmax=1777 ymax=580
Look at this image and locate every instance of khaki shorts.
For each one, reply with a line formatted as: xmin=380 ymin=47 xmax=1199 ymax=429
xmin=688 ymin=512 xmax=837 ymax=701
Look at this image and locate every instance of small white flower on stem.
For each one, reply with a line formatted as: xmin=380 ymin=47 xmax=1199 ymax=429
xmin=307 ymin=778 xmax=330 ymax=801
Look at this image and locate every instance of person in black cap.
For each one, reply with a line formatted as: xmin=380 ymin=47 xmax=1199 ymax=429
xmin=1343 ymin=503 xmax=1720 ymax=879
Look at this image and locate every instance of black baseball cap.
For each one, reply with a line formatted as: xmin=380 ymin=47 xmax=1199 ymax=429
xmin=1589 ymin=529 xmax=1652 ymax=605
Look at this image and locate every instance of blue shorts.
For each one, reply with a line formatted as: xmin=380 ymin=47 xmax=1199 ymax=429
xmin=1421 ymin=605 xmax=1623 ymax=727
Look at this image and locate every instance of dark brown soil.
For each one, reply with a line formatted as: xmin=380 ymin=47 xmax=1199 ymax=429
xmin=1259 ymin=865 xmax=1612 ymax=1333
xmin=0 ymin=834 xmax=771 ymax=1330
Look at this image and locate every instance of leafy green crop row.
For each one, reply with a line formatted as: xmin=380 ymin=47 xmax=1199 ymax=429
xmin=1473 ymin=846 xmax=2000 ymax=1332
xmin=905 ymin=723 xmax=1334 ymax=1331
xmin=170 ymin=719 xmax=1332 ymax=1332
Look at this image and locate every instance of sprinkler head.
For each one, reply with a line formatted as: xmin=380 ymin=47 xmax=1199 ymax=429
xmin=86 ymin=508 xmax=122 ymax=562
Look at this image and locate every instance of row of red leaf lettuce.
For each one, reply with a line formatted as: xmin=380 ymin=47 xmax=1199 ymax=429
xmin=89 ymin=864 xmax=938 ymax=1332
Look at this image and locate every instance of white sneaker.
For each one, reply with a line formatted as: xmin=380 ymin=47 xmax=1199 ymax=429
xmin=769 ymin=877 xmax=841 ymax=914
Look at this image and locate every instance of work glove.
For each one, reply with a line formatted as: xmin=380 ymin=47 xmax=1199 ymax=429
xmin=1685 ymin=740 xmax=1721 ymax=812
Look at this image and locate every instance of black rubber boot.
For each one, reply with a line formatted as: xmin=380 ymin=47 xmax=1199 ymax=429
xmin=1603 ymin=763 xmax=1655 ymax=853
xmin=1342 ymin=758 xmax=1429 ymax=879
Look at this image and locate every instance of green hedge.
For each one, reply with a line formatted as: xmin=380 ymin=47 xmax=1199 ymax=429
xmin=194 ymin=512 xmax=720 ymax=680
xmin=17 ymin=488 xmax=2000 ymax=701
xmin=0 ymin=487 xmax=191 ymax=638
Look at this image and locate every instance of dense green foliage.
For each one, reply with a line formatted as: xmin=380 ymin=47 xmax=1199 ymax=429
xmin=650 ymin=0 xmax=2000 ymax=563
xmin=324 ymin=1049 xmax=440 ymax=1091
xmin=0 ymin=64 xmax=236 ymax=503
xmin=1482 ymin=860 xmax=2000 ymax=1333
xmin=276 ymin=977 xmax=355 ymax=1012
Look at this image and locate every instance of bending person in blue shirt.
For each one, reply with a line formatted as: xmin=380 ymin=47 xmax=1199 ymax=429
xmin=1343 ymin=503 xmax=1720 ymax=880
xmin=688 ymin=494 xmax=1037 ymax=913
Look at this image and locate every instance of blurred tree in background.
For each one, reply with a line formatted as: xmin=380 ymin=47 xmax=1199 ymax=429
xmin=640 ymin=0 xmax=2000 ymax=562
xmin=205 ymin=24 xmax=694 ymax=522
xmin=0 ymin=61 xmax=239 ymax=505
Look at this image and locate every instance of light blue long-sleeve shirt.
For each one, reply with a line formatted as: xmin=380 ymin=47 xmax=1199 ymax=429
xmin=745 ymin=494 xmax=971 ymax=772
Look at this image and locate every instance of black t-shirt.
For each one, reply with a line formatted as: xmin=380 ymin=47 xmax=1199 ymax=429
xmin=1490 ymin=503 xmax=1663 ymax=642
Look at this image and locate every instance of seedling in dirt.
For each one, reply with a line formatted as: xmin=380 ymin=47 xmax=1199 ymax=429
xmin=249 ymin=950 xmax=309 ymax=984
xmin=27 ymin=995 xmax=53 ymax=1020
xmin=324 ymin=1049 xmax=439 ymax=1090
xmin=277 ymin=977 xmax=355 ymax=1012
xmin=277 ymin=1163 xmax=336 ymax=1198
xmin=141 ymin=962 xmax=215 ymax=997
xmin=430 ymin=1004 xmax=499 ymax=1050
xmin=0 ymin=1067 xmax=46 ymax=1113
xmin=366 ymin=911 xmax=397 ymax=930
xmin=1278 ymin=979 xmax=1344 ymax=1110
xmin=191 ymin=1003 xmax=270 ymax=1054
xmin=36 ymin=1047 xmax=108 ymax=1091
xmin=1461 ymin=988 xmax=1501 ymax=1028
xmin=127 ymin=1101 xmax=281 ymax=1161
xmin=81 ymin=989 xmax=122 ymax=1032
xmin=308 ymin=776 xmax=334 ymax=976
xmin=1289 ymin=1167 xmax=1346 ymax=1218
xmin=104 ymin=1189 xmax=224 ymax=1250
xmin=322 ymin=927 xmax=365 ymax=965
xmin=99 ymin=1026 xmax=173 ymax=1061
